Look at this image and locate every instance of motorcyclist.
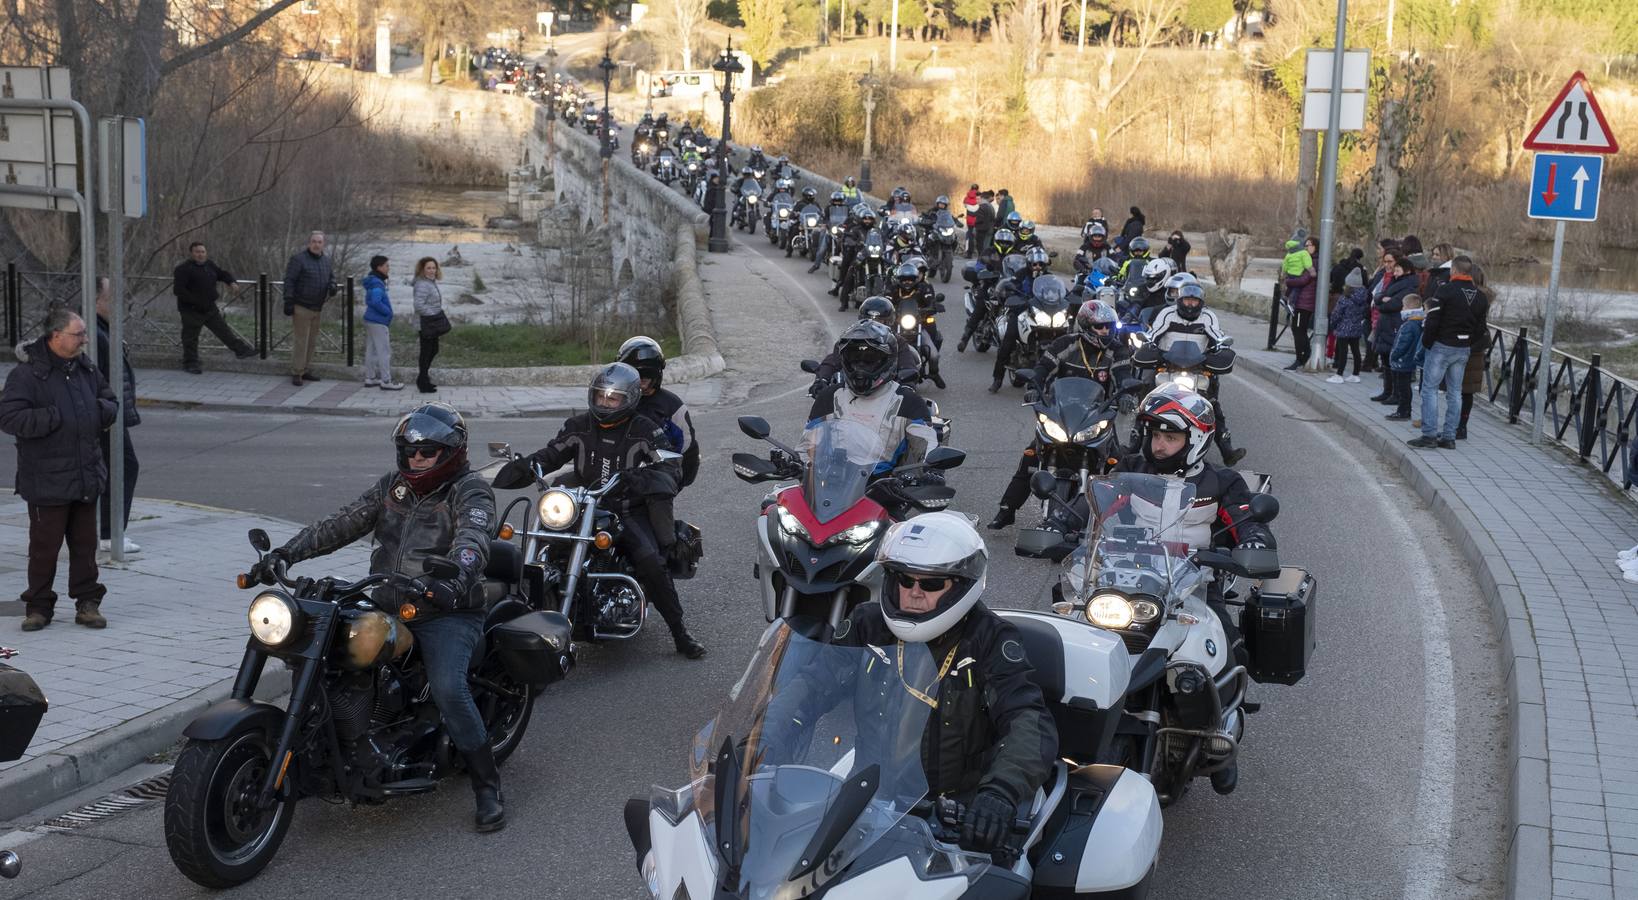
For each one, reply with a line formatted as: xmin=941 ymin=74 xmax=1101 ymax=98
xmin=1114 ymin=235 xmax=1153 ymax=281
xmin=247 ymin=404 xmax=508 ymax=833
xmin=634 ymin=112 xmax=654 ymax=143
xmin=616 ymin=336 xmax=700 ymax=488
xmin=811 ymin=190 xmax=850 ymax=274
xmin=1014 ymin=220 xmax=1043 ymax=252
xmin=987 ymin=301 xmax=1130 ymax=529
xmin=764 ymin=511 xmax=1059 ymax=854
xmin=1078 ymin=222 xmax=1110 ymax=264
xmin=806 ymin=321 xmax=939 ymax=468
xmin=747 ymin=144 xmax=768 ymax=172
xmin=1001 ymin=210 xmax=1023 ymax=236
xmin=833 ymin=204 xmax=882 ymax=308
xmin=989 ymin=259 xmax=1057 ymax=393
xmin=840 ymin=174 xmax=861 ymax=205
xmin=811 ymin=298 xmax=921 ymax=394
xmin=917 ymin=195 xmax=953 ymax=233
xmin=959 ymin=251 xmax=1027 ymax=354
xmin=732 ymin=166 xmax=761 ymax=224
xmin=1143 ymin=284 xmax=1244 ymax=465
xmin=494 ymin=365 xmax=707 ymax=660
xmin=890 ymin=262 xmax=945 ymax=389
xmin=1133 ymin=257 xmax=1176 ymax=325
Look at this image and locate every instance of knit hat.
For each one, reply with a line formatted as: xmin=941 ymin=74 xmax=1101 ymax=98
xmin=1345 ymin=267 xmax=1364 ymax=288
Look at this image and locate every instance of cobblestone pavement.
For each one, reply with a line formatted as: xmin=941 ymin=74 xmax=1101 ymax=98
xmin=1219 ymin=311 xmax=1638 ymax=900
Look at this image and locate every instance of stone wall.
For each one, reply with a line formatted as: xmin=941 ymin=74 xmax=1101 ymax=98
xmin=312 ymin=67 xmax=537 ymax=174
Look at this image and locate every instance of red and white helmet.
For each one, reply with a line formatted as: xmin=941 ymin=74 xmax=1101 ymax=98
xmin=1137 ymin=384 xmax=1216 ymax=474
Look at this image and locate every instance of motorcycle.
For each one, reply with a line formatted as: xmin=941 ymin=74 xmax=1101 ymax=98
xmin=652 ymin=149 xmax=679 ymax=185
xmin=632 ymin=138 xmax=655 ymax=170
xmin=1010 ymin=372 xmax=1123 ymax=538
xmin=848 ymin=231 xmax=890 ymax=309
xmin=962 ymin=266 xmax=1003 ymax=353
xmin=894 ymin=296 xmax=942 ymax=388
xmin=928 ymin=210 xmax=961 ymax=283
xmin=626 ymin=619 xmax=1164 ymax=899
xmin=0 ymin=645 xmax=45 ymax=881
xmin=730 ymin=416 xmax=961 ymax=635
xmin=1133 ymin=337 xmax=1235 ymax=396
xmin=1003 ymin=278 xmax=1072 ymax=387
xmin=733 ymin=185 xmax=762 ymax=233
xmin=164 ymin=529 xmax=557 ymax=887
xmin=791 ymin=206 xmax=822 ymax=259
xmin=680 ymin=157 xmax=702 ymax=194
xmin=1018 ymin=473 xmax=1312 ymax=807
xmin=768 ymin=196 xmax=796 ymax=246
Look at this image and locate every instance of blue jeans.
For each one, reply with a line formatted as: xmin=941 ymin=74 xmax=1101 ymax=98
xmin=1420 ymin=342 xmax=1471 ymax=440
xmin=408 ymin=612 xmax=488 ymax=754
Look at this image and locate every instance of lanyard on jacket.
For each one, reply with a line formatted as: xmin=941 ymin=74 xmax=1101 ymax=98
xmin=897 ymin=641 xmax=961 ymax=710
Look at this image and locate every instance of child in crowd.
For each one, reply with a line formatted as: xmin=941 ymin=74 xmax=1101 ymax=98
xmin=1326 ymin=267 xmax=1368 ymax=383
xmin=1385 ymin=294 xmax=1425 ymax=421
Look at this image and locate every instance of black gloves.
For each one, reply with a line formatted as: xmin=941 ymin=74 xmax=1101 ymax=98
xmin=247 ymin=549 xmax=290 ymax=586
xmin=808 ymin=379 xmax=826 ymax=398
xmin=1236 ymin=539 xmax=1268 ymax=550
xmin=492 ymin=458 xmax=536 ymax=490
xmin=417 ymin=577 xmax=466 ymax=611
xmin=960 ymin=789 xmax=1015 ymax=852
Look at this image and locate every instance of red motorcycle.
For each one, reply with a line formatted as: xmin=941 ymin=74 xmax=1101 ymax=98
xmin=731 ymin=415 xmax=964 ymax=636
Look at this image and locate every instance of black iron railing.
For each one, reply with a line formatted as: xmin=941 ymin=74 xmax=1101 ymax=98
xmin=1480 ymin=323 xmax=1638 ymax=493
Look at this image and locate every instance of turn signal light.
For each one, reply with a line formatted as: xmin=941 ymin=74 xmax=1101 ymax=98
xmin=399 ymin=603 xmax=419 ymax=621
xmin=594 ymin=531 xmax=614 ymax=550
xmin=236 ymin=573 xmax=252 ymax=590
xmin=498 ymin=523 xmax=515 ymax=540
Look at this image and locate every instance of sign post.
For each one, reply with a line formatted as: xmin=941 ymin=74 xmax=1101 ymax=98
xmin=1520 ymin=71 xmax=1619 ymax=445
xmin=1300 ymin=28 xmax=1368 ymax=372
xmin=99 ymin=116 xmax=145 ymax=563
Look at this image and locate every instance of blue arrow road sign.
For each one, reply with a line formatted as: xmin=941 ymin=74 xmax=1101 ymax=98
xmin=1528 ymin=152 xmax=1603 ymax=221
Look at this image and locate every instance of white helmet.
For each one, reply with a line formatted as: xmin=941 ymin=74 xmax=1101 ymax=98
xmin=875 ymin=512 xmax=988 ymax=643
xmin=1141 ymin=257 xmax=1176 ymax=291
xmin=1163 ymin=270 xmax=1199 ymax=302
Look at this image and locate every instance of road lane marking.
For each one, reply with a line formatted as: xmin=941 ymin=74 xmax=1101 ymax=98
xmin=1236 ymin=376 xmax=1456 ymax=900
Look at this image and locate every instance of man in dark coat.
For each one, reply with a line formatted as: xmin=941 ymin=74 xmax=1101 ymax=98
xmin=172 ymin=241 xmax=254 ymax=374
xmin=94 ymin=278 xmax=141 ymax=555
xmin=281 ymin=230 xmax=337 ymax=386
xmin=1 ymin=308 xmax=119 ymax=630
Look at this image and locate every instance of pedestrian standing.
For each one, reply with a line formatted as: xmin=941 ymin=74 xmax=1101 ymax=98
xmin=1119 ymin=206 xmax=1146 ymax=247
xmin=962 ymin=183 xmax=979 ymax=258
xmin=1385 ymin=294 xmax=1426 ymax=421
xmin=1281 ymin=240 xmax=1317 ymax=370
xmin=361 ymin=256 xmax=404 ymax=391
xmin=1454 ymin=262 xmax=1494 ymax=440
xmin=974 ymin=192 xmax=996 ymax=255
xmin=282 ymin=230 xmax=337 ymax=386
xmin=1 ymin=308 xmax=117 ymax=631
xmin=1364 ymin=238 xmax=1401 ymax=380
xmin=93 ymin=278 xmax=141 ymax=555
xmin=1410 ymin=256 xmax=1487 ymax=450
xmin=171 ymin=241 xmax=255 ymax=374
xmin=1369 ymin=254 xmax=1418 ymax=398
xmin=1325 ymin=267 xmax=1368 ymax=382
xmin=1162 ymin=231 xmax=1191 ymax=271
xmin=996 ymin=189 xmax=1016 ymax=222
xmin=413 ymin=258 xmax=450 ymax=394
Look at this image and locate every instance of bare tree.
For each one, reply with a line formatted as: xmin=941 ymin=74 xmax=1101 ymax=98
xmin=1086 ymin=0 xmax=1184 ymax=154
xmin=646 ymin=0 xmax=709 ymax=69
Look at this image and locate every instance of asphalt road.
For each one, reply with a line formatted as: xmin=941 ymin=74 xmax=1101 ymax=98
xmin=0 ymin=230 xmax=1508 ymax=899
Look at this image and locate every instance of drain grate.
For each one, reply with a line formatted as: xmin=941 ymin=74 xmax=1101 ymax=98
xmin=41 ymin=771 xmax=172 ymax=830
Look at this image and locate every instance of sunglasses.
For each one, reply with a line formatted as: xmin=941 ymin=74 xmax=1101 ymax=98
xmin=403 ymin=445 xmax=442 ymax=460
xmin=895 ymin=573 xmax=951 ymax=592
xmin=1089 ymin=323 xmax=1112 ymax=331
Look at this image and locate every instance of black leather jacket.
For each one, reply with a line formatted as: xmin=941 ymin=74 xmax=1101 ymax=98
xmin=280 ymin=468 xmax=497 ymax=615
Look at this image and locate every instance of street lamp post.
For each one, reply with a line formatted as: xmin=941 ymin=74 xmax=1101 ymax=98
xmin=544 ymin=44 xmax=559 ymax=120
xmin=708 ymin=43 xmax=744 ymax=254
xmin=598 ymin=49 xmax=615 ymax=160
xmin=858 ymin=65 xmax=878 ymax=193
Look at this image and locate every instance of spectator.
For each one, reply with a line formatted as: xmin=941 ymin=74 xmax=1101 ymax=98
xmin=1119 ymin=206 xmax=1146 ymax=246
xmin=1326 ymin=267 xmax=1368 ymax=383
xmin=1281 ymin=239 xmax=1317 ymax=370
xmin=1364 ymin=238 xmax=1401 ymax=377
xmin=1410 ymin=256 xmax=1487 ymax=449
xmin=171 ymin=241 xmax=255 ymax=374
xmin=1162 ymin=231 xmax=1191 ymax=270
xmin=1385 ymin=294 xmax=1426 ymax=421
xmin=1089 ymin=207 xmax=1108 ymax=232
xmin=962 ymin=183 xmax=979 ymax=258
xmin=93 ymin=278 xmax=141 ymax=555
xmin=996 ymin=188 xmax=1016 ymax=222
xmin=1455 ymin=262 xmax=1495 ymax=440
xmin=1370 ymin=250 xmax=1416 ymax=401
xmin=1329 ymin=247 xmax=1365 ymax=296
xmin=361 ymin=255 xmax=404 ymax=391
xmin=413 ymin=257 xmax=448 ymax=394
xmin=1 ymin=307 xmax=117 ymax=631
xmin=281 ymin=230 xmax=337 ymax=387
xmin=1428 ymin=242 xmax=1456 ymax=293
xmin=974 ymin=191 xmax=997 ymax=255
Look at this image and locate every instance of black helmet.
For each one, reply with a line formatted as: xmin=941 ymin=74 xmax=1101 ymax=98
xmin=1175 ymin=283 xmax=1207 ymax=321
xmin=859 ymin=295 xmax=895 ymax=325
xmin=992 ymin=228 xmax=1017 ymax=249
xmin=616 ymin=335 xmax=666 ymax=389
xmin=829 ymin=190 xmax=846 ymax=204
xmin=1000 ymin=253 xmax=1028 ymax=280
xmin=393 ymin=403 xmax=470 ymax=494
xmin=588 ymin=362 xmax=643 ymax=424
xmin=894 ymin=261 xmax=920 ymax=292
xmin=801 ymin=187 xmax=817 ymax=203
xmin=837 ymin=321 xmax=900 ymax=396
xmin=741 ymin=165 xmax=753 ymax=177
xmin=1024 ymin=245 xmax=1050 ymax=273
xmin=1129 ymin=236 xmax=1150 ymax=256
xmin=1004 ymin=211 xmax=1023 ymax=231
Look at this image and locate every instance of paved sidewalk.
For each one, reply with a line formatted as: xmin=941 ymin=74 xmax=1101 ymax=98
xmin=1219 ymin=312 xmax=1638 ymax=900
xmin=0 ymin=495 xmax=369 ymax=820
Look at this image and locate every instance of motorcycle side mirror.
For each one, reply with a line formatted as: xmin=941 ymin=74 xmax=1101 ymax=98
xmin=738 ymin=416 xmax=772 ymax=440
xmin=1220 ymin=335 xmax=1236 ymax=348
xmin=1248 ymin=494 xmax=1280 ymax=524
xmin=923 ymin=447 xmax=966 ymax=470
xmin=422 ymin=556 xmax=461 ymax=579
xmin=656 ymin=449 xmax=683 ymax=461
xmin=799 ymin=359 xmax=820 ymax=374
xmin=248 ymin=529 xmax=271 ymax=553
xmin=488 ymin=441 xmax=513 ymax=460
xmin=1030 ymin=470 xmax=1057 ymax=499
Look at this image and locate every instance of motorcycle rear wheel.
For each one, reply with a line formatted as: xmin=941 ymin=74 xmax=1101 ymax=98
xmin=164 ymin=728 xmax=296 ymax=889
xmin=479 ymin=663 xmax=537 ymax=764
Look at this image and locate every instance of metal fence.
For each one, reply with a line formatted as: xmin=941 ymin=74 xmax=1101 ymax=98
xmin=2 ymin=263 xmax=356 ymax=367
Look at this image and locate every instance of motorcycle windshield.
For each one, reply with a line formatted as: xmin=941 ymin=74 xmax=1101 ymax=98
xmin=651 ymin=623 xmax=986 ymax=899
xmin=935 ymin=210 xmax=957 ymax=231
xmin=1044 ymin=377 xmax=1113 ymax=441
xmin=1062 ymin=473 xmax=1203 ymax=602
xmin=1163 ymin=342 xmax=1207 ymax=369
xmin=864 ymin=233 xmax=885 ymax=257
xmin=826 ymin=207 xmax=849 ymax=226
xmin=799 ymin=418 xmax=896 ymax=523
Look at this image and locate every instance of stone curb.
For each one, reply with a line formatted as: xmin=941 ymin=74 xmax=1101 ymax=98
xmin=1233 ymin=347 xmax=1543 ymax=900
xmin=0 ymin=662 xmax=291 ymax=825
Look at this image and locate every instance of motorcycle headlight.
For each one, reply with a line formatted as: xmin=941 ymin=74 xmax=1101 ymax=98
xmin=248 ymin=591 xmax=303 ymax=647
xmin=537 ymin=488 xmax=579 ymax=530
xmin=868 ymin=247 xmax=882 ymax=257
xmin=805 ymin=216 xmax=819 ymax=227
xmin=775 ymin=504 xmax=810 ymax=541
xmin=779 ymin=207 xmax=790 ymax=218
xmin=1051 ymin=311 xmax=1069 ymax=328
xmin=1032 ymin=309 xmax=1053 ymax=326
xmin=747 ymin=195 xmax=758 ymax=204
xmin=1070 ymin=419 xmax=1110 ymax=443
xmin=1038 ymin=414 xmax=1070 ymax=443
xmin=1169 ymin=373 xmax=1198 ymax=391
xmin=940 ymin=227 xmax=954 ymax=237
xmin=827 ymin=519 xmax=882 ymax=546
xmin=900 ymin=313 xmax=918 ymax=331
xmin=1087 ymin=593 xmax=1135 ymax=629
xmin=1131 ymin=599 xmax=1163 ymax=624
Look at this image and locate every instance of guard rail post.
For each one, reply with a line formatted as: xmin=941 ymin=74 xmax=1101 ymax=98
xmin=1508 ymin=328 xmax=1529 ymax=423
xmin=344 ymin=276 xmax=356 ymax=368
xmin=1578 ymin=353 xmax=1602 ymax=461
xmin=257 ymin=274 xmax=270 ymax=359
xmin=1266 ymin=282 xmax=1281 ymax=351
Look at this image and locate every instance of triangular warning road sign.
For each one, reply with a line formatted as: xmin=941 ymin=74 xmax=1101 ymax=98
xmin=1524 ymin=71 xmax=1620 ymax=154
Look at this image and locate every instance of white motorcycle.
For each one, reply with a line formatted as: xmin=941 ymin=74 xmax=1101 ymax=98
xmin=626 ymin=620 xmax=1164 ymax=899
xmin=1018 ymin=472 xmax=1314 ymax=805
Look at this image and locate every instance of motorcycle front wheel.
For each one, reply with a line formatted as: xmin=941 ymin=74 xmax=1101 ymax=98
xmin=164 ymin=728 xmax=296 ymax=888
